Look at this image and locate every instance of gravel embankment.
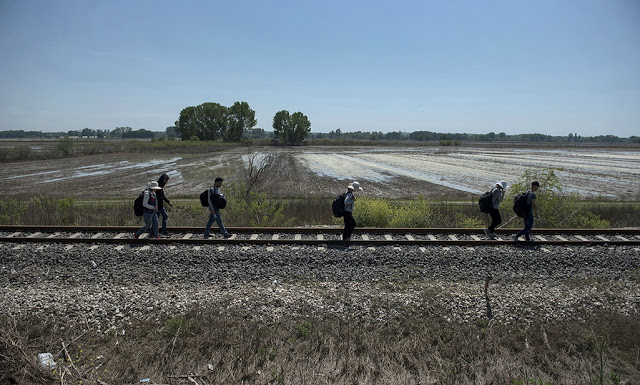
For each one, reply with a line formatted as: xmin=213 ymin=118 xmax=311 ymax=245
xmin=1 ymin=243 xmax=639 ymax=330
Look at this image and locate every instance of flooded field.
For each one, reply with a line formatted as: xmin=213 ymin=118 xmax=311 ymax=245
xmin=0 ymin=146 xmax=638 ymax=200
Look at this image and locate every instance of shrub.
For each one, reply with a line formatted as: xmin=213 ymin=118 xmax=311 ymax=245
xmin=224 ymin=180 xmax=285 ymax=226
xmin=353 ymin=197 xmax=393 ymax=227
xmin=390 ymin=196 xmax=435 ymax=227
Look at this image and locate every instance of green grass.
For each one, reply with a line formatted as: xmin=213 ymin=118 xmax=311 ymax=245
xmin=0 ymin=196 xmax=636 ymax=228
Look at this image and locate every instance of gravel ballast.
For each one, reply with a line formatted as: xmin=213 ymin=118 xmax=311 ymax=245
xmin=1 ymin=243 xmax=639 ymax=330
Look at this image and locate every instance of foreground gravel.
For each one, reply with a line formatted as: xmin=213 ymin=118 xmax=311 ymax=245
xmin=1 ymin=242 xmax=639 ymax=330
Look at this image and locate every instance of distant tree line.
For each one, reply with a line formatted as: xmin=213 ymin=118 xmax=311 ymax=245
xmin=2 ymin=124 xmax=638 ymax=144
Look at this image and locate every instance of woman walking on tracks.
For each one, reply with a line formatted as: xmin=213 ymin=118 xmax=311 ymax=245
xmin=134 ymin=181 xmax=162 ymax=239
xmin=483 ymin=180 xmax=508 ymax=239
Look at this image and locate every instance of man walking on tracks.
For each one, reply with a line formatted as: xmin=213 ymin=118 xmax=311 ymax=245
xmin=483 ymin=180 xmax=508 ymax=239
xmin=204 ymin=177 xmax=231 ymax=239
xmin=343 ymin=181 xmax=362 ymax=241
xmin=513 ymin=181 xmax=540 ymax=242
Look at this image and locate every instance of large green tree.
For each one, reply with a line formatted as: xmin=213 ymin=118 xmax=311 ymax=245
xmin=176 ymin=102 xmax=257 ymax=141
xmin=272 ymin=110 xmax=311 ymax=145
xmin=226 ymin=101 xmax=257 ymax=142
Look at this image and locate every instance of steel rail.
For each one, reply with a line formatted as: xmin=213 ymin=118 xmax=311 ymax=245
xmin=1 ymin=237 xmax=638 ymax=246
xmin=0 ymin=225 xmax=639 ymax=234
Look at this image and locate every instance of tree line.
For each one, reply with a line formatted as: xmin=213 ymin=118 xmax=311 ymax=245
xmin=173 ymin=101 xmax=310 ymax=145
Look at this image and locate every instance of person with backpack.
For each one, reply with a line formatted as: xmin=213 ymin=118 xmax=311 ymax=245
xmin=134 ymin=181 xmax=161 ymax=239
xmin=343 ymin=181 xmax=362 ymax=241
xmin=513 ymin=181 xmax=540 ymax=242
xmin=204 ymin=177 xmax=231 ymax=239
xmin=483 ymin=180 xmax=508 ymax=239
xmin=155 ymin=173 xmax=173 ymax=236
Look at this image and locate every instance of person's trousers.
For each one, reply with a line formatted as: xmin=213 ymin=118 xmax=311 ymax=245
xmin=136 ymin=210 xmax=158 ymax=238
xmin=343 ymin=211 xmax=356 ymax=240
xmin=156 ymin=208 xmax=169 ymax=234
xmin=516 ymin=213 xmax=534 ymax=241
xmin=205 ymin=209 xmax=228 ymax=236
xmin=488 ymin=208 xmax=501 ymax=232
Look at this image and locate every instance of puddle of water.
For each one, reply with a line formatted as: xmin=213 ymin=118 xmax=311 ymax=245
xmin=7 ymin=170 xmax=62 ymax=179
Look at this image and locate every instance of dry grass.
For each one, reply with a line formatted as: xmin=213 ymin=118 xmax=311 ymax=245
xmin=1 ymin=310 xmax=638 ymax=385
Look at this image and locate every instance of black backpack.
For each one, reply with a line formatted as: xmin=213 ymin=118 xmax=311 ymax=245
xmin=512 ymin=192 xmax=531 ymax=217
xmin=133 ymin=191 xmax=145 ymax=217
xmin=478 ymin=190 xmax=493 ymax=213
xmin=213 ymin=193 xmax=227 ymax=209
xmin=199 ymin=189 xmax=210 ymax=207
xmin=331 ymin=192 xmax=347 ymax=218
xmin=200 ymin=188 xmax=227 ymax=209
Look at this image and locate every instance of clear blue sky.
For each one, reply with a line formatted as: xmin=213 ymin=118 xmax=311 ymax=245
xmin=1 ymin=0 xmax=639 ymax=136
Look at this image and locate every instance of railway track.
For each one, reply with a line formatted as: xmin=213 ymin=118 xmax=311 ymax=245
xmin=1 ymin=225 xmax=639 ymax=246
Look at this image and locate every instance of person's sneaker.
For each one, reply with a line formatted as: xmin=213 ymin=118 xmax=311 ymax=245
xmin=490 ymin=233 xmax=497 ymax=240
xmin=223 ymin=233 xmax=232 ymax=239
xmin=483 ymin=228 xmax=490 ymax=237
xmin=511 ymin=235 xmax=519 ymax=242
xmin=161 ymin=232 xmax=170 ymax=236
xmin=203 ymin=234 xmax=212 ymax=239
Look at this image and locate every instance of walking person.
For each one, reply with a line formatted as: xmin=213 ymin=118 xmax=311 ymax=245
xmin=343 ymin=181 xmax=362 ymax=241
xmin=204 ymin=177 xmax=231 ymax=239
xmin=513 ymin=181 xmax=541 ymax=242
xmin=483 ymin=180 xmax=508 ymax=239
xmin=134 ymin=181 xmax=161 ymax=239
xmin=155 ymin=173 xmax=173 ymax=236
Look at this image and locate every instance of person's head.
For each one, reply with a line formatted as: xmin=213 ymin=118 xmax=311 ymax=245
xmin=158 ymin=173 xmax=170 ymax=187
xmin=214 ymin=177 xmax=224 ymax=187
xmin=496 ymin=180 xmax=508 ymax=190
xmin=147 ymin=181 xmax=162 ymax=191
xmin=347 ymin=181 xmax=362 ymax=192
xmin=531 ymin=181 xmax=540 ymax=191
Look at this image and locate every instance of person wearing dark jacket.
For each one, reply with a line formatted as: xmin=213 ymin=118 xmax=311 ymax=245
xmin=343 ymin=181 xmax=362 ymax=241
xmin=155 ymin=173 xmax=173 ymax=235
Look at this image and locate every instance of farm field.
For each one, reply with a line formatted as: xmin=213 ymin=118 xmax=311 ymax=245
xmin=0 ymin=145 xmax=638 ymax=201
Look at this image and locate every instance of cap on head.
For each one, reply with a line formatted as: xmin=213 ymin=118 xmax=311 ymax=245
xmin=531 ymin=181 xmax=540 ymax=187
xmin=215 ymin=177 xmax=224 ymax=183
xmin=347 ymin=181 xmax=363 ymax=191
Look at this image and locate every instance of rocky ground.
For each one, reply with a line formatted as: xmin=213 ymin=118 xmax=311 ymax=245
xmin=1 ymin=243 xmax=639 ymax=331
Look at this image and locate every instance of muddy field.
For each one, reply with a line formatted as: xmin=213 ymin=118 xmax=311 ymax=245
xmin=0 ymin=146 xmax=638 ymax=200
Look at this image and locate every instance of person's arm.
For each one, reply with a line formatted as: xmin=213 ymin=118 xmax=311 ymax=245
xmin=532 ymin=198 xmax=539 ymax=218
xmin=142 ymin=191 xmax=154 ymax=210
xmin=208 ymin=188 xmax=216 ymax=214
